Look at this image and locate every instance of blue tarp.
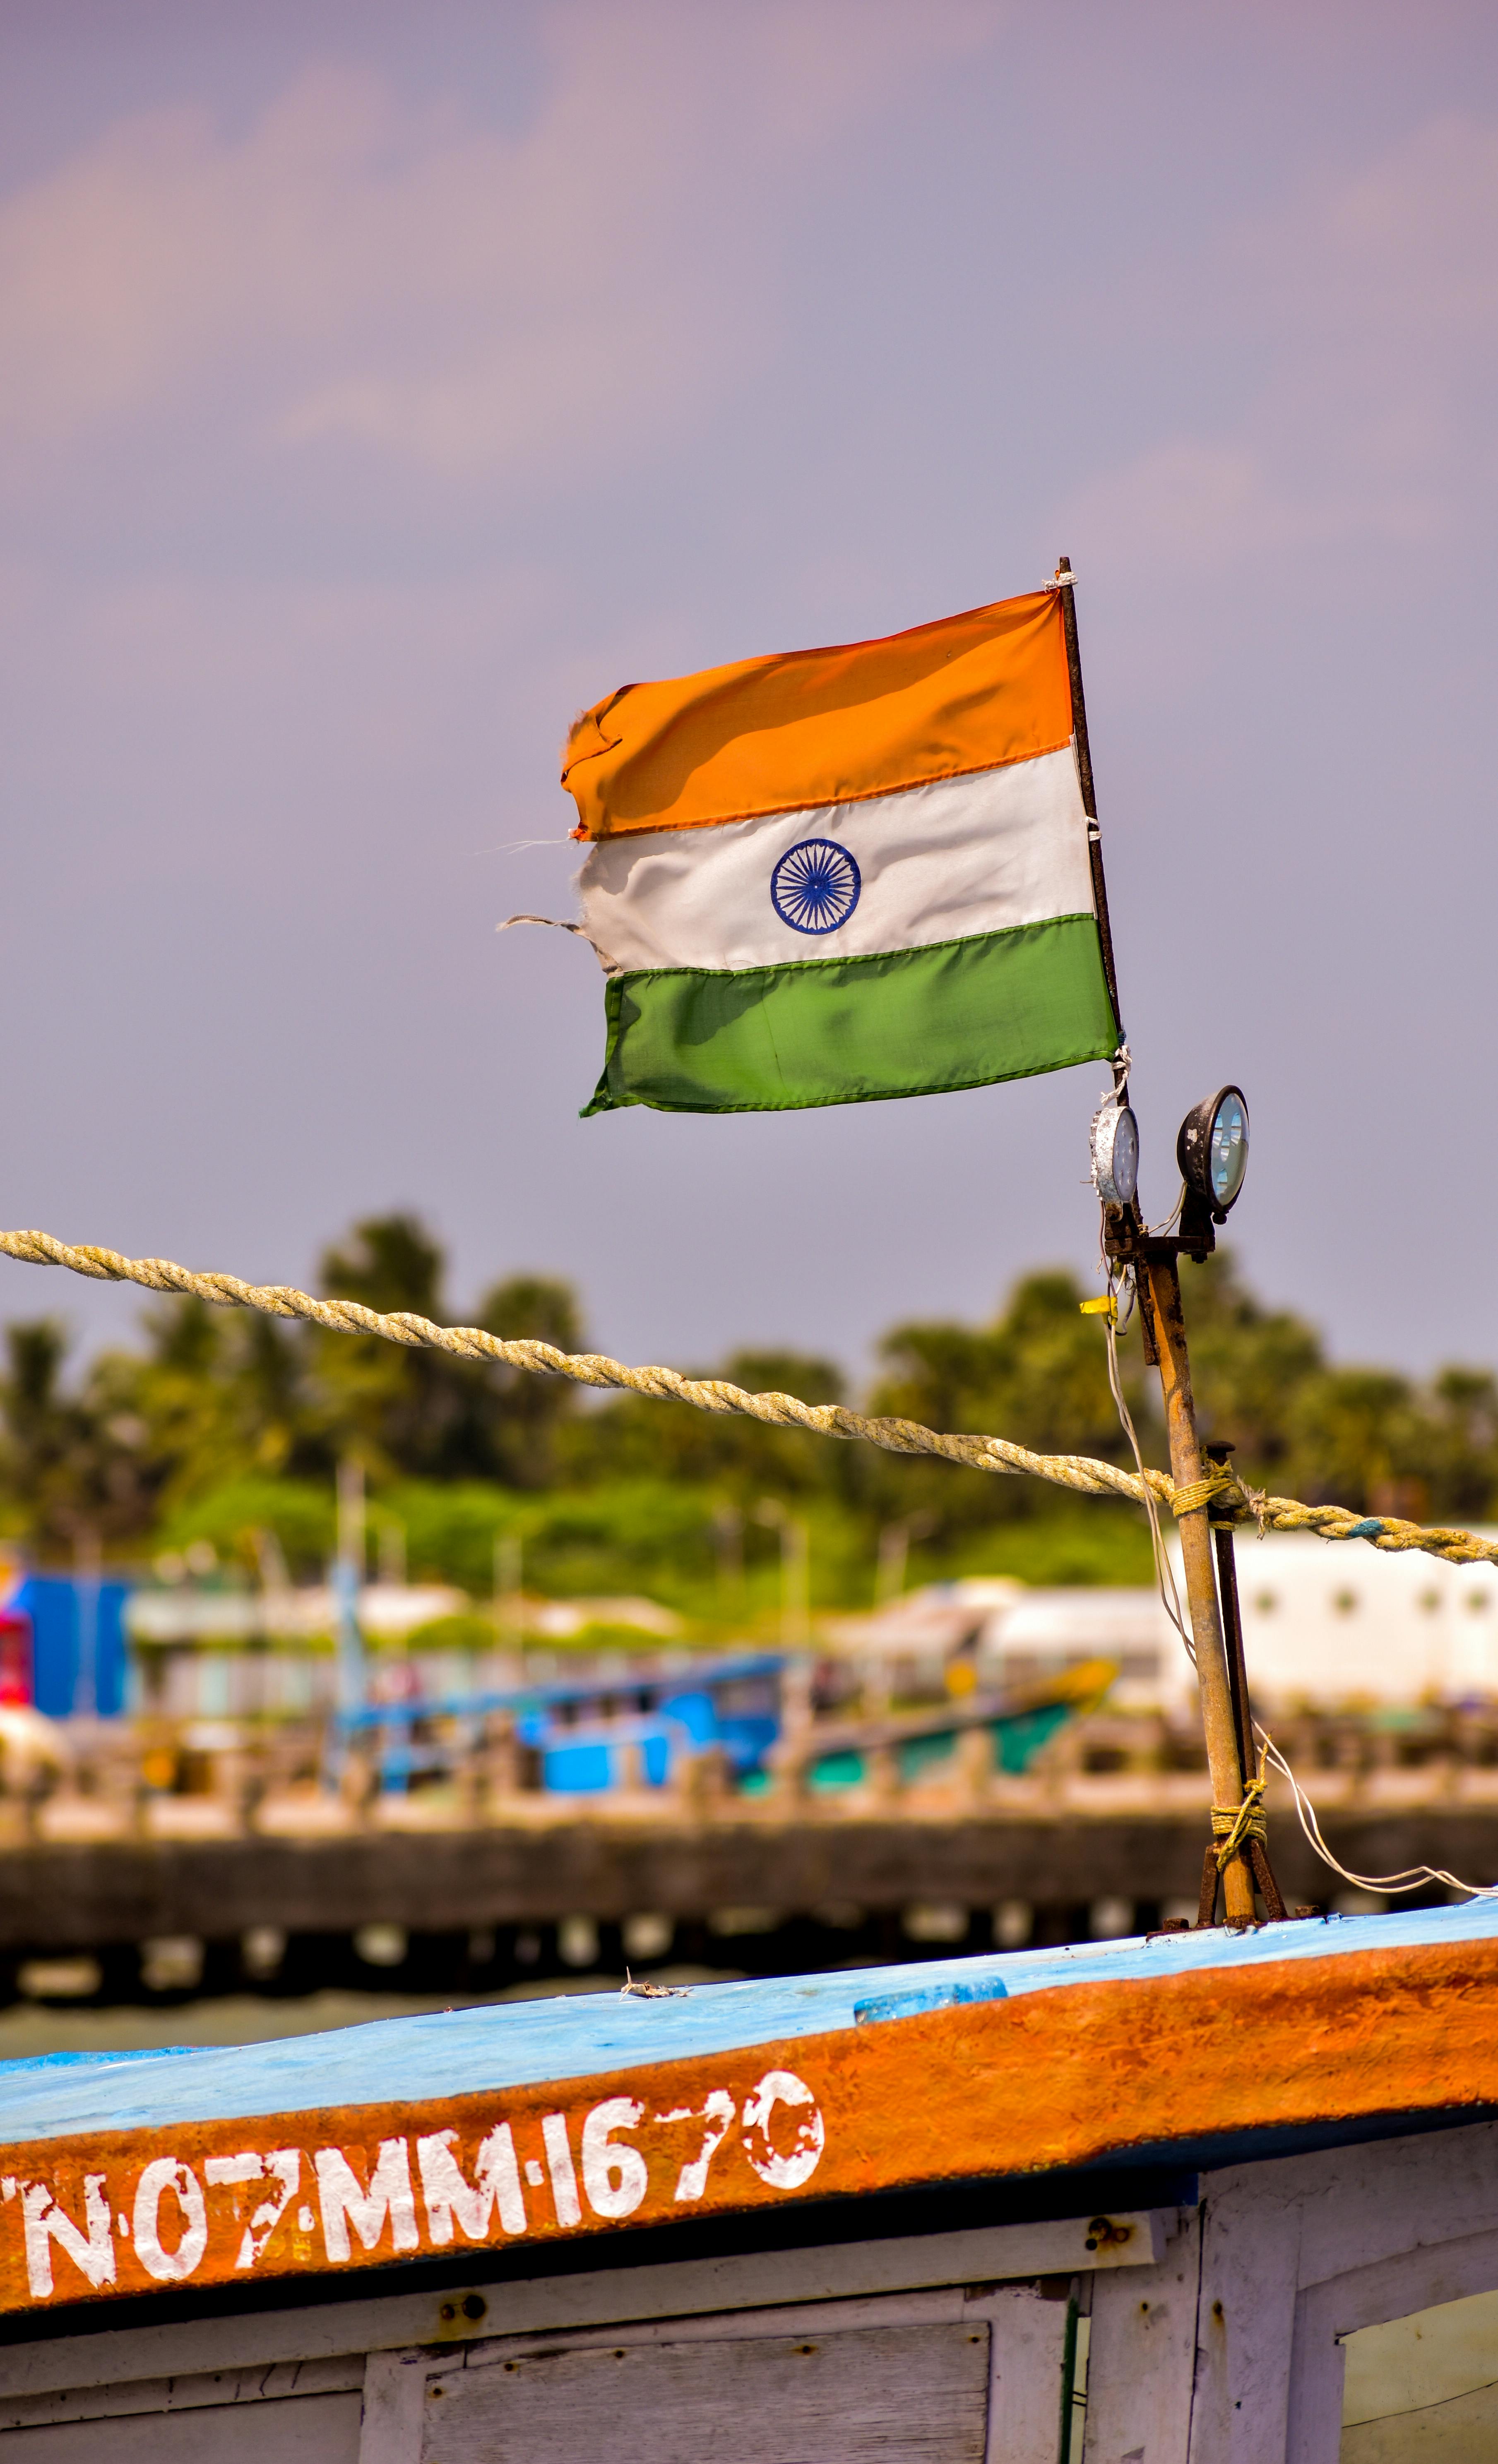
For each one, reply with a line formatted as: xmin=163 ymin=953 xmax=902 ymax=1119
xmin=12 ymin=1575 xmax=130 ymax=1717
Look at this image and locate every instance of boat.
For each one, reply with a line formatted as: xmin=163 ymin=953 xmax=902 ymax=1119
xmin=3 ymin=1893 xmax=1498 ymax=2457
xmin=1 ymin=572 xmax=1484 ymax=2464
xmin=333 ymin=1651 xmax=1116 ymax=1802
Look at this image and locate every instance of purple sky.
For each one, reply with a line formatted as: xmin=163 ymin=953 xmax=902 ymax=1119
xmin=2 ymin=0 xmax=1496 ymax=1387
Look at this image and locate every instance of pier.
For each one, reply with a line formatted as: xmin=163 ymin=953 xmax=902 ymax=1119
xmin=3 ymin=1782 xmax=1491 ymax=2001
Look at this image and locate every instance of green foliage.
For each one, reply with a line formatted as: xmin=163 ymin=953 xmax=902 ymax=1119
xmin=724 ymin=1350 xmax=845 ymax=1406
xmin=931 ymin=1501 xmax=1157 ymax=1588
xmin=511 ymin=1480 xmax=722 ymax=1596
xmin=873 ymin=1268 xmax=1142 ymax=1462
xmin=0 ymin=1317 xmax=158 ymax=1553
xmin=1176 ymin=1250 xmax=1325 ymax=1475
xmin=153 ymin=1478 xmax=336 ymax=1576
xmin=557 ymin=1347 xmax=859 ymax=1506
xmin=382 ymin=1481 xmax=524 ymax=1593
xmin=1284 ymin=1369 xmax=1428 ymax=1516
xmin=373 ymin=1475 xmax=834 ymax=1627
xmin=399 ymin=1612 xmax=499 ymax=1656
xmin=476 ymin=1273 xmax=585 ymax=1489
xmin=858 ymin=1268 xmax=1162 ymax=1553
xmin=1422 ymin=1369 xmax=1498 ymax=1522
xmin=308 ymin=1216 xmax=578 ymax=1487
xmin=1180 ymin=1249 xmax=1498 ymax=1519
xmin=1 ymin=1215 xmax=1495 ymax=1604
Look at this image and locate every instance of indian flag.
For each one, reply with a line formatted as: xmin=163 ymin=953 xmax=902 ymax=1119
xmin=560 ymin=582 xmax=1121 ymax=1117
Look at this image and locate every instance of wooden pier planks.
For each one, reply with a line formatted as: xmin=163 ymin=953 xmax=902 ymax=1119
xmin=1 ymin=1809 xmax=1496 ymax=1949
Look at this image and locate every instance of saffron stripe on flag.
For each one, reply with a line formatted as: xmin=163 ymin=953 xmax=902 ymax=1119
xmin=563 ymin=590 xmax=1072 ymax=841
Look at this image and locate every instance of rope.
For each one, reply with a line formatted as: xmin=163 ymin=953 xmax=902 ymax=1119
xmin=1211 ymin=1779 xmax=1268 ymax=1873
xmin=3 ymin=1225 xmax=1498 ymax=1572
xmin=1168 ymin=1472 xmax=1237 ymax=1518
xmin=0 ymin=1230 xmax=1173 ymax=1502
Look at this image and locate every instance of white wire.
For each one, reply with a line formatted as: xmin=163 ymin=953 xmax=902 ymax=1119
xmin=1101 ymin=1278 xmax=1496 ymax=1907
xmin=473 ymin=835 xmax=577 ymax=855
xmin=1104 ymin=1290 xmax=1192 ymax=1663
xmin=1146 ymin=1180 xmax=1186 ymax=1239
xmin=1255 ymin=1728 xmax=1496 ymax=1902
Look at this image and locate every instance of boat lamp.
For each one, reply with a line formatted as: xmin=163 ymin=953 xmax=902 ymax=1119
xmin=1177 ymin=1085 xmax=1249 ymax=1222
xmin=1090 ymin=1093 xmax=1140 ymax=1208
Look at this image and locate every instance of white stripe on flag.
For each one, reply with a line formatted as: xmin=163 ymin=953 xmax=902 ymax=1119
xmin=577 ymin=748 xmax=1092 ymax=975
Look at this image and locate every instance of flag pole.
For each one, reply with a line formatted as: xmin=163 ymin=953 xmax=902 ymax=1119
xmin=1054 ymin=556 xmax=1123 ymax=1044
xmin=1143 ymin=1256 xmax=1260 ymax=1925
xmin=1066 ymin=555 xmax=1260 ymax=1926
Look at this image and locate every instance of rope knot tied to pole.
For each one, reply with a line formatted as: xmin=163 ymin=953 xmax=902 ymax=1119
xmin=1211 ymin=1782 xmax=1269 ymax=1873
xmin=1169 ymin=1469 xmax=1240 ymax=1518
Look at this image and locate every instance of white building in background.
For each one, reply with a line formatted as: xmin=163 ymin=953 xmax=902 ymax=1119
xmin=1156 ymin=1527 xmax=1498 ymax=1710
xmin=979 ymin=1587 xmax=1168 ymax=1708
xmin=837 ymin=1535 xmax=1498 ymax=1714
xmin=986 ymin=1534 xmax=1498 ymax=1712
xmin=125 ymin=1582 xmax=466 ymax=1646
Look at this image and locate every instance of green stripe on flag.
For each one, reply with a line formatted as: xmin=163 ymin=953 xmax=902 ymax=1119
xmin=582 ymin=915 xmax=1118 ymax=1116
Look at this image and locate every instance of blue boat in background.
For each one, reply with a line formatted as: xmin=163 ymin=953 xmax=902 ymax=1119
xmin=339 ymin=1650 xmax=785 ymax=1794
xmin=335 ymin=1651 xmax=1117 ymax=1799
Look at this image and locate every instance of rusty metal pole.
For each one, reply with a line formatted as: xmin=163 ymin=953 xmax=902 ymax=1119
xmin=1208 ymin=1477 xmax=1288 ymax=1923
xmin=1056 ymin=557 xmax=1123 ymax=1042
xmin=1061 ymin=555 xmax=1253 ymax=1909
xmin=1143 ymin=1256 xmax=1258 ymax=1924
xmin=1205 ymin=1451 xmax=1255 ymax=1792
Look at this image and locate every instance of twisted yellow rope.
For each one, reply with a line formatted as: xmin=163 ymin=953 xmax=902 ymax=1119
xmin=1211 ymin=1778 xmax=1269 ymax=1871
xmin=2 ymin=1227 xmax=1494 ymax=1569
xmin=1166 ymin=1470 xmax=1238 ymax=1518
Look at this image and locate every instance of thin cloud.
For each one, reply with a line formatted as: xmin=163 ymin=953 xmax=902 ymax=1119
xmin=1057 ymin=111 xmax=1498 ymax=576
xmin=0 ymin=5 xmax=995 ymax=489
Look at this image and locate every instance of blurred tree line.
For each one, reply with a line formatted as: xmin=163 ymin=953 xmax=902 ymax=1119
xmin=0 ymin=1213 xmax=1493 ymax=1617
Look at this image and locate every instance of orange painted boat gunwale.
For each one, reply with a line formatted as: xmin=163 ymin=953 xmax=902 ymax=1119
xmin=4 ymin=1904 xmax=1498 ymax=2318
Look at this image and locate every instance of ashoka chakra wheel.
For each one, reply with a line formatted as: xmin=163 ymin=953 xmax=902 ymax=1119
xmin=769 ymin=838 xmax=861 ymax=935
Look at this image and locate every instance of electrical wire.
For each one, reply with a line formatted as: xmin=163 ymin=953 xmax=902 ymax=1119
xmin=1146 ymin=1181 xmax=1186 ymax=1239
xmin=1254 ymin=1730 xmax=1495 ymax=1902
xmin=1104 ymin=1294 xmax=1192 ymax=1664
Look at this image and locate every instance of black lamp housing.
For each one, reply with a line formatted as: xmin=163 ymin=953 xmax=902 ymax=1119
xmin=1098 ymin=1082 xmax=1250 ymax=1280
xmin=1177 ymin=1085 xmax=1249 ymax=1231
